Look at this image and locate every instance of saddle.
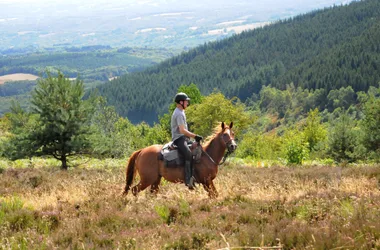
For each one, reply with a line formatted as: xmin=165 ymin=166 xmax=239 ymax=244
xmin=158 ymin=141 xmax=202 ymax=167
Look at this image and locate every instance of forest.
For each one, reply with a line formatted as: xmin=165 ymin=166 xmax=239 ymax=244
xmin=96 ymin=0 xmax=380 ymax=124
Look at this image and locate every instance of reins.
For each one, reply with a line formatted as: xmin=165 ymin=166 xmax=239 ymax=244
xmin=201 ymin=148 xmax=231 ymax=166
xmin=200 ymin=137 xmax=234 ymax=166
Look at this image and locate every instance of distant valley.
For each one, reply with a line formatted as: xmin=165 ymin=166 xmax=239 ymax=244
xmin=0 ymin=46 xmax=176 ymax=115
xmin=0 ymin=0 xmax=352 ymax=52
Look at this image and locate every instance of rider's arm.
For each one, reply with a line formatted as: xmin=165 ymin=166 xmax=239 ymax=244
xmin=178 ymin=124 xmax=196 ymax=138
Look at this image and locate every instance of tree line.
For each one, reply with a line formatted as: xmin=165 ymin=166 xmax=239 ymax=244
xmin=0 ymin=73 xmax=379 ymax=169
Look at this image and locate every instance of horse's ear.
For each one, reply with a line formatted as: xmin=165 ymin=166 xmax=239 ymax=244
xmin=229 ymin=122 xmax=233 ymax=129
xmin=221 ymin=122 xmax=225 ymax=129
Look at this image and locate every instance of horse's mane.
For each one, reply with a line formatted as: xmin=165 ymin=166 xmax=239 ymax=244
xmin=202 ymin=123 xmax=226 ymax=148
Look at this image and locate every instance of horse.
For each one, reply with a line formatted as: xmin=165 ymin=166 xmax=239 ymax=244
xmin=123 ymin=122 xmax=237 ymax=198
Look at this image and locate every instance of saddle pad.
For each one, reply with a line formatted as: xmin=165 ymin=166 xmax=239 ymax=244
xmin=159 ymin=141 xmax=202 ymax=167
xmin=163 ymin=149 xmax=179 ymax=162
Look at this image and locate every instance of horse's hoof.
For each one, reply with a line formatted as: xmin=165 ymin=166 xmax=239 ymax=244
xmin=132 ymin=187 xmax=138 ymax=196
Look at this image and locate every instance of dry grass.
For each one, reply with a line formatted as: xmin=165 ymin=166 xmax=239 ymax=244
xmin=0 ymin=73 xmax=39 ymax=84
xmin=0 ymin=158 xmax=379 ymax=249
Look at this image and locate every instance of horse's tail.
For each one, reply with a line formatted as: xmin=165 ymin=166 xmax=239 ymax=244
xmin=123 ymin=149 xmax=142 ymax=195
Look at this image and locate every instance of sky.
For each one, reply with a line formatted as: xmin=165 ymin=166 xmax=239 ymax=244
xmin=0 ymin=0 xmax=353 ymax=9
xmin=0 ymin=0 xmax=354 ymax=22
xmin=0 ymin=0 xmax=355 ymax=49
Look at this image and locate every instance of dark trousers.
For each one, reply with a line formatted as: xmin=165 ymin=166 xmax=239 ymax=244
xmin=173 ymin=136 xmax=194 ymax=188
xmin=173 ymin=136 xmax=192 ymax=162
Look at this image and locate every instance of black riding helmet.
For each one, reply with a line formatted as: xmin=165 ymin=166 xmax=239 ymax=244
xmin=174 ymin=92 xmax=190 ymax=105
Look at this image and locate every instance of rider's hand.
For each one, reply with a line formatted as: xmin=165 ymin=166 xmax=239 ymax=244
xmin=195 ymin=135 xmax=203 ymax=142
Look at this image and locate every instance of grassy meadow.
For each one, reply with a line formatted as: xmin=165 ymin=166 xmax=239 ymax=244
xmin=0 ymin=158 xmax=379 ymax=249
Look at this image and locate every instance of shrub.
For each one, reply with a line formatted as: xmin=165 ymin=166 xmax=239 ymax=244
xmin=178 ymin=199 xmax=191 ymax=218
xmin=236 ymin=131 xmax=282 ymax=160
xmin=155 ymin=204 xmax=178 ymax=225
xmin=282 ymin=129 xmax=309 ymax=165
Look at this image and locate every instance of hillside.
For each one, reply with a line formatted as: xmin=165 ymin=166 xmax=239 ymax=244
xmin=0 ymin=47 xmax=177 ymax=116
xmin=96 ymin=0 xmax=380 ymax=124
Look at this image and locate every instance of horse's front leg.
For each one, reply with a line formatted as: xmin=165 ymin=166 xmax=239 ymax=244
xmin=203 ymin=180 xmax=218 ymax=198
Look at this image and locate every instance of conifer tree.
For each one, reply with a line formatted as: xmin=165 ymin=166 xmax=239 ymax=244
xmin=327 ymin=110 xmax=360 ymax=162
xmin=30 ymin=71 xmax=95 ymax=169
xmin=3 ymin=101 xmax=41 ymax=160
xmin=362 ymin=91 xmax=380 ymax=159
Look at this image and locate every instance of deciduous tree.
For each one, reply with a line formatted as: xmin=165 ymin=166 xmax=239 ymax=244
xmin=186 ymin=91 xmax=250 ymax=137
xmin=303 ymin=108 xmax=327 ymax=152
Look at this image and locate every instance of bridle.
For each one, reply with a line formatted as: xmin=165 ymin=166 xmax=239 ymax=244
xmin=222 ymin=133 xmax=235 ymax=153
xmin=201 ymin=129 xmax=236 ymax=166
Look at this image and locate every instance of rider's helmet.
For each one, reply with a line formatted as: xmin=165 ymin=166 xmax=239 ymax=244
xmin=174 ymin=92 xmax=190 ymax=104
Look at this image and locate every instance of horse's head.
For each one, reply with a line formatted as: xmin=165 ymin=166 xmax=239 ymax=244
xmin=221 ymin=122 xmax=237 ymax=153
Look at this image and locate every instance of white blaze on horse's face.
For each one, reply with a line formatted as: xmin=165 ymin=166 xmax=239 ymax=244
xmin=224 ymin=127 xmax=237 ymax=153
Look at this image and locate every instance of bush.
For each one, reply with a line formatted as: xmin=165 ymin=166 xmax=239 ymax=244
xmin=282 ymin=129 xmax=309 ymax=165
xmin=285 ymin=141 xmax=309 ymax=165
xmin=236 ymin=131 xmax=282 ymax=160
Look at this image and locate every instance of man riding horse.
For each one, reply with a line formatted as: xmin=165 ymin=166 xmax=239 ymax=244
xmin=123 ymin=93 xmax=237 ymax=198
xmin=171 ymin=92 xmax=203 ymax=189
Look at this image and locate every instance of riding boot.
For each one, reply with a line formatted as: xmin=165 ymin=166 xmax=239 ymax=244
xmin=184 ymin=160 xmax=195 ymax=190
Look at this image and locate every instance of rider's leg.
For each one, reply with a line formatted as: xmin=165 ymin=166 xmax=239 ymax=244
xmin=173 ymin=136 xmax=194 ymax=189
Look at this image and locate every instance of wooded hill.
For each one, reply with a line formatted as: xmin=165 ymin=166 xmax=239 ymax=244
xmin=96 ymin=0 xmax=380 ymax=124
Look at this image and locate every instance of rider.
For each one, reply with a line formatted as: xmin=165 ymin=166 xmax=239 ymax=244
xmin=171 ymin=92 xmax=202 ymax=190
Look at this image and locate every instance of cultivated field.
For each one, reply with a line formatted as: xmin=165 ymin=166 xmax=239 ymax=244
xmin=0 ymin=74 xmax=39 ymax=84
xmin=207 ymin=22 xmax=271 ymax=36
xmin=0 ymin=158 xmax=379 ymax=249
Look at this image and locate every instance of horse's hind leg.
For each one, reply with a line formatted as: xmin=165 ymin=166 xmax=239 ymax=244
xmin=150 ymin=176 xmax=162 ymax=195
xmin=131 ymin=181 xmax=151 ymax=196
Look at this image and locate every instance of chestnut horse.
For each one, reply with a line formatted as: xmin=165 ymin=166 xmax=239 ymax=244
xmin=123 ymin=122 xmax=237 ymax=198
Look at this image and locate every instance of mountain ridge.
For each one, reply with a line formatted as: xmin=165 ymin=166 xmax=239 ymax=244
xmin=96 ymin=0 xmax=379 ymax=124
